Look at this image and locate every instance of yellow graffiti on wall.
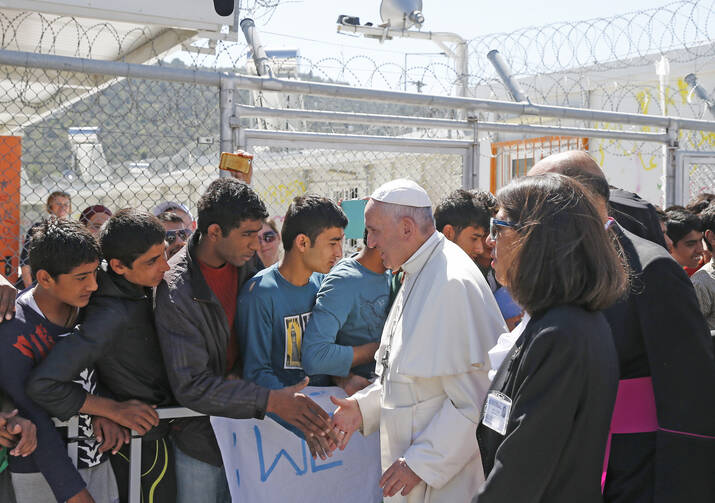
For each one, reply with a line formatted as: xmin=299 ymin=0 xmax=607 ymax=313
xmin=637 ymin=152 xmax=658 ymax=171
xmin=677 ymin=78 xmax=690 ymax=104
xmin=636 ymin=89 xmax=651 ymax=115
xmin=258 ymin=179 xmax=306 ymax=205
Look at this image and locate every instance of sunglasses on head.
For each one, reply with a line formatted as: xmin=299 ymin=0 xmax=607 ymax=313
xmin=259 ymin=231 xmax=277 ymax=243
xmin=166 ymin=228 xmax=192 ymax=244
xmin=489 ymin=218 xmax=520 ymax=241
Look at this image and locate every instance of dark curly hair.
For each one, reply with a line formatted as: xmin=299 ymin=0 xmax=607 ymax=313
xmin=99 ymin=208 xmax=166 ymax=267
xmin=434 ymin=189 xmax=494 ymax=233
xmin=28 ymin=217 xmax=100 ymax=278
xmin=197 ymin=178 xmax=268 ymax=236
xmin=282 ymin=195 xmax=347 ymax=251
xmin=666 ymin=209 xmax=703 ymax=246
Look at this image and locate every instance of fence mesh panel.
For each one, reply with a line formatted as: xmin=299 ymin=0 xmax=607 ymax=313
xmin=0 ymin=68 xmax=223 ymax=284
xmin=686 ymin=161 xmax=715 ymax=201
xmin=247 ymin=145 xmax=464 ymax=218
xmin=4 ymin=1 xmax=715 ymax=283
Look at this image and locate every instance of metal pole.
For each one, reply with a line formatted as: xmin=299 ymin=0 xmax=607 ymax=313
xmin=463 ymin=117 xmax=480 ymax=189
xmin=472 ymin=119 xmax=480 ymax=189
xmin=232 ymin=105 xmax=671 ymax=143
xmin=3 ymin=49 xmax=715 ymax=132
xmin=240 ymin=18 xmax=273 ymax=78
xmin=220 ymin=74 xmax=234 ymax=177
xmin=128 ymin=435 xmax=142 ymax=503
xmin=664 ymin=125 xmax=679 ymax=207
xmin=456 ymin=41 xmax=469 ymax=98
xmin=487 ymin=50 xmax=529 ymax=102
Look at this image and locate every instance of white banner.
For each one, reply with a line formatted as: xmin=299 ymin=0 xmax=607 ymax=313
xmin=211 ymin=386 xmax=382 ymax=503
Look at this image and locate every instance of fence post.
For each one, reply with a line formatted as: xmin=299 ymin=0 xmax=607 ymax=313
xmin=219 ymin=73 xmax=235 ymax=177
xmin=67 ymin=415 xmax=78 ymax=466
xmin=664 ymin=125 xmax=679 ymax=207
xmin=463 ymin=117 xmax=480 ymax=189
xmin=128 ymin=433 xmax=143 ymax=503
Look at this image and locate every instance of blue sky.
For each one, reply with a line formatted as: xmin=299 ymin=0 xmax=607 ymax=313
xmin=255 ymin=0 xmax=663 ymax=60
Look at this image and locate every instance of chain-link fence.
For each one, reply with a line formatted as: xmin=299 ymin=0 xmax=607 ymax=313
xmin=2 ymin=0 xmax=715 ymax=284
xmin=676 ymin=151 xmax=715 ymax=205
xmin=0 ymin=67 xmax=226 ymax=284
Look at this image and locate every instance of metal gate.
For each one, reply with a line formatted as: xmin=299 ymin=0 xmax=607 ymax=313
xmin=242 ymin=129 xmax=473 ymax=220
xmin=675 ymin=151 xmax=715 ymax=206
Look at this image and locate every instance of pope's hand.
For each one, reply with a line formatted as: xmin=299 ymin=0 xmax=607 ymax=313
xmin=380 ymin=458 xmax=422 ymax=497
xmin=330 ymin=396 xmax=362 ymax=450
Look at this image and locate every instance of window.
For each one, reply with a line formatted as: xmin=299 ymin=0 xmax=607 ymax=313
xmin=490 ymin=136 xmax=589 ymax=193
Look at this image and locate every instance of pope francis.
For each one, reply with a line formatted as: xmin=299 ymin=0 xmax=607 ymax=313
xmin=332 ymin=179 xmax=507 ymax=502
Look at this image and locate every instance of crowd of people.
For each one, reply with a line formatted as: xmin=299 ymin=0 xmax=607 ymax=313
xmin=0 ymin=150 xmax=713 ymax=503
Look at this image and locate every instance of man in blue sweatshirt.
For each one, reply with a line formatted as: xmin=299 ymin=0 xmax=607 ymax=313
xmin=302 ymin=231 xmax=390 ymax=396
xmin=238 ymin=195 xmax=347 ymax=456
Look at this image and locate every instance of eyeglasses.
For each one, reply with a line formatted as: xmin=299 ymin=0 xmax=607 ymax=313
xmin=489 ymin=218 xmax=519 ymax=241
xmin=258 ymin=231 xmax=277 ymax=244
xmin=166 ymin=228 xmax=192 ymax=245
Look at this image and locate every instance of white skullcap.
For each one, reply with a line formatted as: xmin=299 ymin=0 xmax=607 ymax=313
xmin=369 ymin=179 xmax=432 ymax=208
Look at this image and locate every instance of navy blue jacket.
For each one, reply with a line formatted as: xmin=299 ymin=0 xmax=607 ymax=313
xmin=0 ymin=293 xmax=85 ymax=502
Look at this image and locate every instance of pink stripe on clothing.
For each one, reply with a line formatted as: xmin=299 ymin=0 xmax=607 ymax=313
xmin=602 ymin=377 xmax=657 ymax=492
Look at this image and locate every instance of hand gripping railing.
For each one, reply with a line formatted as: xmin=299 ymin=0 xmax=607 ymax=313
xmin=55 ymin=407 xmax=206 ymax=503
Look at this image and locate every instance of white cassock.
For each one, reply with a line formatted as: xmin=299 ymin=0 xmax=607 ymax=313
xmin=353 ymin=231 xmax=507 ymax=502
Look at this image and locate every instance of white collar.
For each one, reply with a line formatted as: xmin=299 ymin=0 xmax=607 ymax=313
xmin=400 ymin=231 xmax=440 ymax=275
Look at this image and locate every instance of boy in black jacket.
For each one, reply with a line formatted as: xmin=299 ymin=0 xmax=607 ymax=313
xmin=28 ymin=209 xmax=175 ymax=503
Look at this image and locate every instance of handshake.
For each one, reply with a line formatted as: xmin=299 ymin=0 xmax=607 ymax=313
xmin=266 ymin=376 xmax=365 ymax=460
xmin=273 ymin=378 xmax=422 ymax=498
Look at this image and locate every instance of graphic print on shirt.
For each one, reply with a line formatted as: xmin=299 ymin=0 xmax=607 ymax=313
xmin=11 ymin=324 xmax=55 ymax=361
xmin=73 ymin=367 xmax=103 ymax=467
xmin=56 ymin=330 xmax=104 ymax=468
xmin=284 ymin=312 xmax=311 ymax=369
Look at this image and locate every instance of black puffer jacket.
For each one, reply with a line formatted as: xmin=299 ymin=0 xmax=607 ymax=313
xmin=27 ymin=266 xmax=175 ymax=433
xmin=154 ymin=233 xmax=270 ymax=466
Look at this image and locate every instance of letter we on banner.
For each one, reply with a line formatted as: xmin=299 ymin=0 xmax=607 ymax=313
xmin=211 ymin=386 xmax=381 ymax=503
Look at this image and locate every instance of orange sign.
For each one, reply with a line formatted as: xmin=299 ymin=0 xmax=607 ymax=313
xmin=0 ymin=137 xmax=21 ymax=283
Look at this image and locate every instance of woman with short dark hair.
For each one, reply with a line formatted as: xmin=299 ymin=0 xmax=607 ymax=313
xmin=473 ymin=173 xmax=628 ymax=503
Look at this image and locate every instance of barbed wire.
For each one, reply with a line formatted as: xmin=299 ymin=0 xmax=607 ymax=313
xmin=0 ymin=0 xmax=713 ymax=233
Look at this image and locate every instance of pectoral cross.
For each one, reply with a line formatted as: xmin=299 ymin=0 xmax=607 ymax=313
xmin=380 ymin=348 xmax=390 ymax=385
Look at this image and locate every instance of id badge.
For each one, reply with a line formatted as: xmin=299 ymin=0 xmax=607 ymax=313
xmin=482 ymin=391 xmax=512 ymax=436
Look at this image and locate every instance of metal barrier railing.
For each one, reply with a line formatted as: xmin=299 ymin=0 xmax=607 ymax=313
xmin=56 ymin=406 xmax=205 ymax=503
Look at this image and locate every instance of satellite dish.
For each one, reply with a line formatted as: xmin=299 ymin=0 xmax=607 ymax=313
xmin=380 ymin=0 xmax=424 ymax=30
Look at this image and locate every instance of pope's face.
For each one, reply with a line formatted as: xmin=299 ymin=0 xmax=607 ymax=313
xmin=365 ymin=199 xmax=405 ymax=270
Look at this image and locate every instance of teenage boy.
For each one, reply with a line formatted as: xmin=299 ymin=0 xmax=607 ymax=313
xmin=0 ymin=218 xmax=118 ymax=503
xmin=238 ymin=195 xmax=348 ymax=389
xmin=302 ymin=230 xmax=389 ymax=396
xmin=28 ymin=209 xmax=175 ymax=503
xmin=154 ymin=179 xmax=338 ymax=503
xmin=433 ymin=189 xmax=490 ymax=265
xmin=666 ymin=208 xmax=705 ymax=274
